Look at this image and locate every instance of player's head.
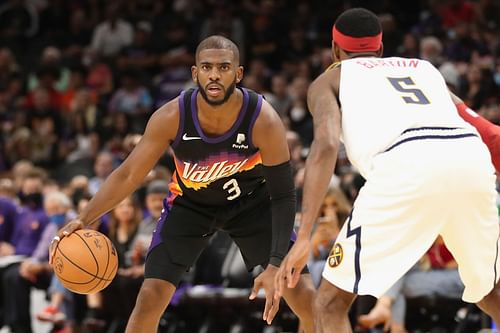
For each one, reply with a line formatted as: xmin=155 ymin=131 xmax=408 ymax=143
xmin=331 ymin=8 xmax=383 ymax=62
xmin=192 ymin=35 xmax=243 ymax=107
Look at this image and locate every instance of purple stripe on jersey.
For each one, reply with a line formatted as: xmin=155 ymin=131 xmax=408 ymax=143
xmin=147 ymin=197 xmax=172 ymax=255
xmin=385 ymin=133 xmax=478 ymax=152
xmin=191 ymin=87 xmax=249 ymax=143
xmin=247 ymin=93 xmax=263 ymax=149
xmin=171 ymin=91 xmax=186 ymax=148
xmin=290 ymin=230 xmax=297 ymax=242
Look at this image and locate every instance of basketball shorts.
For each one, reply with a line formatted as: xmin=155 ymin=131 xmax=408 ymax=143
xmin=145 ymin=183 xmax=299 ymax=286
xmin=323 ymin=129 xmax=499 ymax=303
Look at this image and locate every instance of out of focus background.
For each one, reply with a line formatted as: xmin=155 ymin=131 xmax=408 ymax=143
xmin=0 ymin=0 xmax=498 ymax=332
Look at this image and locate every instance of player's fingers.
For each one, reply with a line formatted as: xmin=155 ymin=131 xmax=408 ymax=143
xmin=288 ymin=267 xmax=301 ymax=288
xmin=277 ymin=270 xmax=288 ymax=297
xmin=285 ymin=266 xmax=295 ymax=288
xmin=274 ymin=270 xmax=284 ymax=299
xmin=266 ymin=297 xmax=280 ymax=325
xmin=262 ymin=293 xmax=273 ymax=321
xmin=63 ymin=222 xmax=80 ymax=236
xmin=383 ymin=320 xmax=391 ymax=332
xmin=249 ymin=280 xmax=261 ymax=300
xmin=48 ymin=235 xmax=60 ymax=265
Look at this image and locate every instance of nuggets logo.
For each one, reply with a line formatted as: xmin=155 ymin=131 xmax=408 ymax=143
xmin=328 ymin=243 xmax=343 ymax=268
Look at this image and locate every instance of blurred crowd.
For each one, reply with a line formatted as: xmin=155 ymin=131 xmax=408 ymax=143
xmin=0 ymin=0 xmax=498 ymax=332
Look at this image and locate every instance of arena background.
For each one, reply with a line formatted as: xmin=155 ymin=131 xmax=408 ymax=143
xmin=0 ymin=0 xmax=498 ymax=332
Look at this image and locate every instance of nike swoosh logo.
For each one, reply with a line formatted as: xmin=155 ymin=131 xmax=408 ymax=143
xmin=182 ymin=133 xmax=202 ymax=141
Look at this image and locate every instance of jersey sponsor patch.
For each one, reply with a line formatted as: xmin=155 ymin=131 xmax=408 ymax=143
xmin=328 ymin=243 xmax=343 ymax=268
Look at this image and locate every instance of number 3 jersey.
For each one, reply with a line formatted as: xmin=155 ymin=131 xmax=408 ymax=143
xmin=168 ymin=87 xmax=264 ymax=206
xmin=339 ymin=57 xmax=475 ymax=177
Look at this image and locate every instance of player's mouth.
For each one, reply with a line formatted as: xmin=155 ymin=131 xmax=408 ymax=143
xmin=207 ymin=84 xmax=223 ymax=97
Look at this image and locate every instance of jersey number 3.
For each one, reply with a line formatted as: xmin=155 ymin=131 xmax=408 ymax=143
xmin=387 ymin=77 xmax=430 ymax=105
xmin=223 ymin=178 xmax=241 ymax=200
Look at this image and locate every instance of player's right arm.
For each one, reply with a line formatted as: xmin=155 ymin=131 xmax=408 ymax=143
xmin=50 ymin=99 xmax=180 ymax=261
xmin=450 ymin=92 xmax=500 ymax=172
xmin=275 ymin=68 xmax=342 ymax=294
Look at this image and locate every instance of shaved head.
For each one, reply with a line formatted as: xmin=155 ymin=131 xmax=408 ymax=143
xmin=196 ymin=35 xmax=240 ymax=65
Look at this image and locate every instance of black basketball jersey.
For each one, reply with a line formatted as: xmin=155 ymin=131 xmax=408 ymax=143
xmin=167 ymin=87 xmax=264 ymax=206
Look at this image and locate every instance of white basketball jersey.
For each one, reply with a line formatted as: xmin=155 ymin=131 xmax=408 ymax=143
xmin=339 ymin=57 xmax=473 ymax=177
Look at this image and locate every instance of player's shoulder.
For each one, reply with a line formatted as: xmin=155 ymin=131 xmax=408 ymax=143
xmin=146 ymin=95 xmax=181 ymax=135
xmin=311 ymin=63 xmax=340 ymax=93
xmin=153 ymin=96 xmax=181 ymax=120
xmin=251 ymin=97 xmax=282 ymax=136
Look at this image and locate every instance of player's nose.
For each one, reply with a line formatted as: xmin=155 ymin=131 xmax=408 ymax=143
xmin=208 ymin=67 xmax=221 ymax=80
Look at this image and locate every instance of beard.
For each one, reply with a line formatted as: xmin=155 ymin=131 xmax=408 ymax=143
xmin=197 ymin=79 xmax=237 ymax=106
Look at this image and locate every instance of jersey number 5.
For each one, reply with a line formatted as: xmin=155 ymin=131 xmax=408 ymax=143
xmin=387 ymin=77 xmax=430 ymax=105
xmin=223 ymin=178 xmax=241 ymax=200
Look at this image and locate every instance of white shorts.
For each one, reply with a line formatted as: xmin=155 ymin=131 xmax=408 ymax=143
xmin=323 ymin=131 xmax=499 ymax=303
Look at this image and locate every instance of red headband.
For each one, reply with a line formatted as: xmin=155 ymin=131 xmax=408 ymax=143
xmin=332 ymin=26 xmax=382 ymax=52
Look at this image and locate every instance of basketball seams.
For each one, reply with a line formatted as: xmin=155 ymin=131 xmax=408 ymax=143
xmin=84 ymin=235 xmax=116 ymax=294
xmin=53 ymin=230 xmax=118 ymax=294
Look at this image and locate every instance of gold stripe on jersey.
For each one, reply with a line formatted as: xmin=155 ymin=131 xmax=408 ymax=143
xmin=325 ymin=62 xmax=341 ymax=72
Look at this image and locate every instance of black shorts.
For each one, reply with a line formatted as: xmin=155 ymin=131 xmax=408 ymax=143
xmin=145 ymin=183 xmax=286 ymax=286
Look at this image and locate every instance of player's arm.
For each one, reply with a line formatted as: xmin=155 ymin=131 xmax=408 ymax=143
xmin=250 ymin=99 xmax=295 ymax=324
xmin=450 ymin=92 xmax=500 ymax=172
xmin=252 ymin=99 xmax=294 ymax=267
xmin=276 ymin=68 xmax=341 ymax=292
xmin=77 ymin=101 xmax=179 ymax=225
xmin=298 ymin=69 xmax=341 ymax=241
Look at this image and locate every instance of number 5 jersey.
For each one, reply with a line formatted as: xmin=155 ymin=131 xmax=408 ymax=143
xmin=338 ymin=57 xmax=476 ymax=178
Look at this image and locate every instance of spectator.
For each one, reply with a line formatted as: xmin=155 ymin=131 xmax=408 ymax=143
xmin=266 ymin=74 xmax=293 ymax=118
xmin=0 ymin=0 xmax=39 ymax=50
xmin=100 ymin=195 xmax=143 ymax=332
xmin=308 ymin=185 xmax=352 ymax=288
xmin=108 ymin=68 xmax=153 ymax=133
xmin=88 ymin=151 xmax=114 ymax=195
xmin=420 ymin=36 xmax=444 ymax=67
xmin=27 ymin=46 xmax=70 ymax=93
xmin=4 ymin=191 xmax=73 ymax=333
xmin=117 ymin=21 xmax=157 ymax=75
xmin=60 ymin=9 xmax=92 ymax=61
xmin=90 ymin=3 xmax=133 ymax=58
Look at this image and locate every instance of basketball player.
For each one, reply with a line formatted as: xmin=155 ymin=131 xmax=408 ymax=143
xmin=274 ymin=8 xmax=500 ymax=332
xmin=49 ymin=35 xmax=314 ymax=333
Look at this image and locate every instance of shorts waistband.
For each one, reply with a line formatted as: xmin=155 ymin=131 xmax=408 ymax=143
xmin=384 ymin=127 xmax=478 ymax=152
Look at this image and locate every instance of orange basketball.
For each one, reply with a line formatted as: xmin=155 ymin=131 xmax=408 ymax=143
xmin=52 ymin=229 xmax=118 ymax=294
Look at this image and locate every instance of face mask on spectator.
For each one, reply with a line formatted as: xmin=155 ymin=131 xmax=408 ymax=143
xmin=50 ymin=213 xmax=66 ymax=227
xmin=19 ymin=192 xmax=43 ymax=208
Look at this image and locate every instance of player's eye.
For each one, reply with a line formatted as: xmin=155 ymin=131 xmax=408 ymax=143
xmin=220 ymin=65 xmax=230 ymax=71
xmin=201 ymin=65 xmax=210 ymax=71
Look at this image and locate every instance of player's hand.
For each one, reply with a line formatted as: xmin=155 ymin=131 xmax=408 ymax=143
xmin=49 ymin=219 xmax=85 ymax=265
xmin=274 ymin=238 xmax=310 ymax=300
xmin=249 ymin=264 xmax=280 ymax=325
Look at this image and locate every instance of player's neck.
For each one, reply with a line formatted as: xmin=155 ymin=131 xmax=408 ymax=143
xmin=196 ymin=89 xmax=243 ymax=135
xmin=197 ymin=88 xmax=242 ymax=121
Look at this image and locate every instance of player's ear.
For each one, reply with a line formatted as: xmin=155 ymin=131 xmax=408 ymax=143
xmin=191 ymin=66 xmax=198 ymax=83
xmin=236 ymin=66 xmax=244 ymax=83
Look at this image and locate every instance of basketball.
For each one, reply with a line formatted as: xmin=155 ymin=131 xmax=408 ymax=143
xmin=52 ymin=229 xmax=118 ymax=294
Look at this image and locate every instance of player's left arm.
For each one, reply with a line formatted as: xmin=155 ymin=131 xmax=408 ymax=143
xmin=450 ymin=92 xmax=500 ymax=172
xmin=252 ymin=99 xmax=294 ymax=267
xmin=250 ymin=99 xmax=295 ymax=324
